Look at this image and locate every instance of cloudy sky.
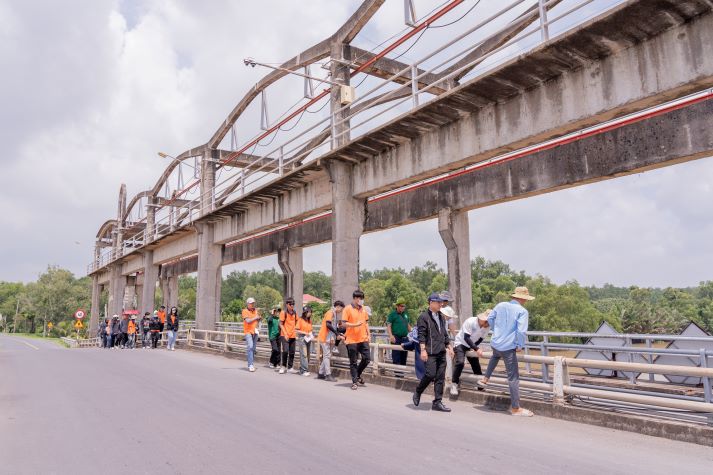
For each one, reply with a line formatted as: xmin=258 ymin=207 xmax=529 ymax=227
xmin=1 ymin=0 xmax=711 ymax=288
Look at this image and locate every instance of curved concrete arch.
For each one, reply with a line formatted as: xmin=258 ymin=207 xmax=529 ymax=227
xmin=96 ymin=219 xmax=117 ymax=240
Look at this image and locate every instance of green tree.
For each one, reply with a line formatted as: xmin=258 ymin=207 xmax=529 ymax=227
xmin=242 ymin=284 xmax=281 ymax=315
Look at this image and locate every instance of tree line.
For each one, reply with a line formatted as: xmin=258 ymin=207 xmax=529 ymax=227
xmin=2 ymin=259 xmax=712 ymax=336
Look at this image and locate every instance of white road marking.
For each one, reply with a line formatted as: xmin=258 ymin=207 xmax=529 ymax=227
xmin=21 ymin=340 xmax=39 ymax=350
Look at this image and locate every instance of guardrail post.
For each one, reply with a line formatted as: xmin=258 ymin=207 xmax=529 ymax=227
xmin=188 ymin=329 xmax=193 ymax=347
xmin=538 ymin=0 xmax=549 ymax=41
xmin=647 ymin=338 xmax=655 ymax=382
xmin=524 ymin=345 xmax=532 ymax=374
xmin=540 ymin=338 xmax=549 ymax=383
xmin=224 ymin=332 xmax=229 ymax=352
xmin=372 ymin=343 xmax=381 ymax=375
xmin=553 ymin=356 xmax=570 ymax=405
xmin=279 ymin=146 xmax=284 ymax=176
xmin=625 ymin=337 xmax=636 ymax=384
xmin=700 ymin=348 xmax=712 ymax=404
xmin=411 ymin=64 xmax=419 ymax=107
xmin=205 ymin=331 xmax=209 ymax=349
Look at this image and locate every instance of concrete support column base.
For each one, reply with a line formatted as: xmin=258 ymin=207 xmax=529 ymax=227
xmin=141 ymin=251 xmax=160 ymax=315
xmin=161 ymin=276 xmax=179 ymax=311
xmin=278 ymin=247 xmax=304 ymax=311
xmin=195 ymin=223 xmax=222 ymax=330
xmin=438 ymin=208 xmax=473 ymax=324
xmin=89 ymin=275 xmax=101 ymax=335
xmin=108 ymin=265 xmax=127 ymax=317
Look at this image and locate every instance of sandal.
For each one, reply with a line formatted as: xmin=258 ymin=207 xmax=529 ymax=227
xmin=510 ymin=408 xmax=534 ymax=417
xmin=351 ymin=383 xmax=358 ymax=390
xmin=357 ymin=377 xmax=366 ymax=386
xmin=477 ymin=378 xmax=489 ymax=388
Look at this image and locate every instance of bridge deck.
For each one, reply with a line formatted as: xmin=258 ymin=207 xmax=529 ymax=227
xmin=1 ymin=334 xmax=711 ymax=474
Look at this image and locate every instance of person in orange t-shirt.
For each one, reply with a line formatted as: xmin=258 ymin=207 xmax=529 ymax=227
xmin=242 ymin=298 xmax=261 ymax=372
xmin=157 ymin=306 xmax=167 ymax=342
xmin=317 ymin=301 xmax=345 ymax=382
xmin=342 ymin=290 xmax=371 ymax=390
xmin=296 ymin=306 xmax=314 ymax=376
xmin=278 ymin=297 xmax=299 ymax=374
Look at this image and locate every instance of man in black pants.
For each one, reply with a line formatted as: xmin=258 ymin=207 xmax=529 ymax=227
xmin=342 ymin=290 xmax=371 ymax=391
xmin=412 ymin=293 xmax=453 ymax=412
xmin=450 ymin=310 xmax=491 ymax=396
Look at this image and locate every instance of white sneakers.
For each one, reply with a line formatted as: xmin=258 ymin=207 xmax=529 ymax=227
xmin=268 ymin=363 xmax=276 ymax=369
xmin=302 ymin=372 xmax=311 ymax=377
xmin=248 ymin=365 xmax=256 ymax=372
xmin=278 ymin=367 xmax=285 ymax=374
xmin=450 ymin=383 xmax=459 ymax=397
xmin=287 ymin=368 xmax=298 ymax=374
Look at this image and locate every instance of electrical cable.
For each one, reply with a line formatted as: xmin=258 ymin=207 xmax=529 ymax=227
xmin=429 ymin=0 xmax=480 ymax=28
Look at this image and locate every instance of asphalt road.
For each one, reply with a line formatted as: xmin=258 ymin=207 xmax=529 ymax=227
xmin=1 ymin=334 xmax=712 ymax=475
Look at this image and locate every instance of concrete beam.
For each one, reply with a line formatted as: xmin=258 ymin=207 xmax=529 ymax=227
xmin=278 ymin=247 xmax=304 ymax=312
xmin=108 ymin=265 xmax=126 ymax=317
xmin=153 ymin=233 xmax=198 ymax=265
xmin=195 ymin=223 xmax=223 ymax=330
xmin=161 ymin=276 xmax=179 ymax=311
xmin=350 ymin=2 xmax=713 ymax=198
xmin=438 ymin=208 xmax=472 ymax=323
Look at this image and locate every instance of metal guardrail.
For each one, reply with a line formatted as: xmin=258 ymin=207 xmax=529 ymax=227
xmin=89 ymin=0 xmax=627 ymax=274
xmin=185 ymin=328 xmax=713 ymax=419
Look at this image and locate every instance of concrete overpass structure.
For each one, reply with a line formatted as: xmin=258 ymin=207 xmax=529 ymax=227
xmin=87 ymin=0 xmax=713 ymax=333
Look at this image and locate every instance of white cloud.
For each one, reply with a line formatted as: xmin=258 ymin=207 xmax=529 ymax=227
xmin=0 ymin=0 xmax=711 ymax=291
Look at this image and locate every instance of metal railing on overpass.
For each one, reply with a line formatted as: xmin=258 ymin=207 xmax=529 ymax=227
xmin=89 ymin=0 xmax=630 ymax=274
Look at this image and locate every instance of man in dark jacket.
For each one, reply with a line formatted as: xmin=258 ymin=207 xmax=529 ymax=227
xmin=119 ymin=314 xmax=129 ymax=348
xmin=149 ymin=315 xmax=161 ymax=349
xmin=111 ymin=316 xmax=121 ymax=349
xmin=412 ymin=293 xmax=454 ymax=412
xmin=140 ymin=312 xmax=151 ymax=349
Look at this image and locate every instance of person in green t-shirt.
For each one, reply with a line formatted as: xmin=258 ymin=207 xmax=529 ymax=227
xmin=387 ymin=298 xmax=411 ymax=366
xmin=267 ymin=304 xmax=282 ymax=369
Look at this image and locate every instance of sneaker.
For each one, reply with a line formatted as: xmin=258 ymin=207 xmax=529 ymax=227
xmin=317 ymin=374 xmax=326 ymax=380
xmin=268 ymin=363 xmax=276 ymax=369
xmin=278 ymin=367 xmax=285 ymax=374
xmin=287 ymin=368 xmax=298 ymax=374
xmin=412 ymin=392 xmax=421 ymax=407
xmin=325 ymin=375 xmax=337 ymax=382
xmin=302 ymin=371 xmax=310 ymax=377
xmin=450 ymin=384 xmax=459 ymax=397
xmin=249 ymin=366 xmax=256 ymax=372
xmin=332 ymin=348 xmax=340 ymax=354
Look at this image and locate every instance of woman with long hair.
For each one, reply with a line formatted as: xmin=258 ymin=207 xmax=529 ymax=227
xmin=295 ymin=306 xmax=314 ymax=376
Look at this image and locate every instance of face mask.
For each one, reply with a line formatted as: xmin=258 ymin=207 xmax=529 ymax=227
xmin=358 ymin=299 xmax=364 ymax=306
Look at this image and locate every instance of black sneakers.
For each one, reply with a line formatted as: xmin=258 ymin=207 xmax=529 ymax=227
xmin=412 ymin=392 xmax=421 ymax=407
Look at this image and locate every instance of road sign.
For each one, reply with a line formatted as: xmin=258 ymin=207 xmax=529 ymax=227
xmin=74 ymin=309 xmax=85 ymax=320
xmin=47 ymin=322 xmax=53 ymax=329
xmin=74 ymin=320 xmax=83 ymax=329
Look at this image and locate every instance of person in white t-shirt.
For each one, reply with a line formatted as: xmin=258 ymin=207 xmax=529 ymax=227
xmin=450 ymin=309 xmax=491 ymax=397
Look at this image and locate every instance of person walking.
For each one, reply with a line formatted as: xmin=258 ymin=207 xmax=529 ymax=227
xmin=118 ymin=314 xmax=129 ymax=349
xmin=317 ymin=301 xmax=344 ymax=382
xmin=166 ymin=307 xmax=179 ymax=351
xmin=439 ymin=291 xmax=459 ymax=387
xmin=267 ymin=304 xmax=281 ymax=369
xmin=111 ymin=316 xmax=121 ymax=349
xmin=343 ymin=290 xmax=371 ymax=391
xmin=386 ymin=297 xmax=411 ymax=366
xmin=450 ymin=309 xmax=491 ymax=396
xmin=401 ymin=326 xmax=426 ymax=380
xmin=242 ymin=298 xmax=261 ymax=371
xmin=157 ymin=306 xmax=166 ymax=343
xmin=296 ymin=306 xmax=314 ymax=376
xmin=278 ymin=297 xmax=299 ymax=374
xmin=149 ymin=313 xmax=161 ymax=349
xmin=412 ymin=293 xmax=453 ymax=412
xmin=141 ymin=312 xmax=151 ymax=349
xmin=98 ymin=318 xmax=107 ymax=348
xmin=480 ymin=287 xmax=535 ymax=417
xmin=105 ymin=318 xmax=114 ymax=349
xmin=127 ymin=316 xmax=137 ymax=349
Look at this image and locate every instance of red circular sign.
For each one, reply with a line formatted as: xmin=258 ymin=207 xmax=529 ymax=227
xmin=75 ymin=309 xmax=85 ymax=319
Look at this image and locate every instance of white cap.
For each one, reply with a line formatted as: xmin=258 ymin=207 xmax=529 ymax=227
xmin=246 ymin=297 xmax=256 ymax=305
xmin=441 ymin=306 xmax=456 ymax=319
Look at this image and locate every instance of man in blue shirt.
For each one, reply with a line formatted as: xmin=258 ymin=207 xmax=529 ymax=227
xmin=480 ymin=287 xmax=535 ymax=417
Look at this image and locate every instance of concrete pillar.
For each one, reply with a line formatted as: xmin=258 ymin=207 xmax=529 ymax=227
xmin=141 ymin=251 xmax=160 ymax=315
xmin=108 ymin=265 xmax=127 ymax=317
xmin=195 ymin=223 xmax=222 ymax=330
xmin=200 ymin=148 xmax=217 ymax=215
xmin=438 ymin=208 xmax=473 ymax=324
xmin=161 ymin=276 xmax=179 ymax=311
xmin=278 ymin=247 xmax=304 ymax=312
xmin=89 ymin=275 xmax=101 ymax=334
xmin=124 ymin=276 xmax=137 ymax=310
xmin=329 ymin=161 xmax=364 ymax=303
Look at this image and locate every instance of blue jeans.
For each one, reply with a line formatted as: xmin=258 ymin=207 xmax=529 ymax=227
xmin=401 ymin=340 xmax=425 ymax=380
xmin=298 ymin=339 xmax=311 ymax=373
xmin=167 ymin=330 xmax=177 ymax=349
xmin=245 ymin=333 xmax=257 ymax=366
xmin=484 ymin=348 xmax=520 ymax=409
xmin=105 ymin=334 xmax=112 ymax=349
xmin=392 ymin=335 xmax=408 ymax=365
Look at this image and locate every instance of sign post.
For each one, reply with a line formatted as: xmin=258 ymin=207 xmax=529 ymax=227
xmin=74 ymin=309 xmax=85 ymax=339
